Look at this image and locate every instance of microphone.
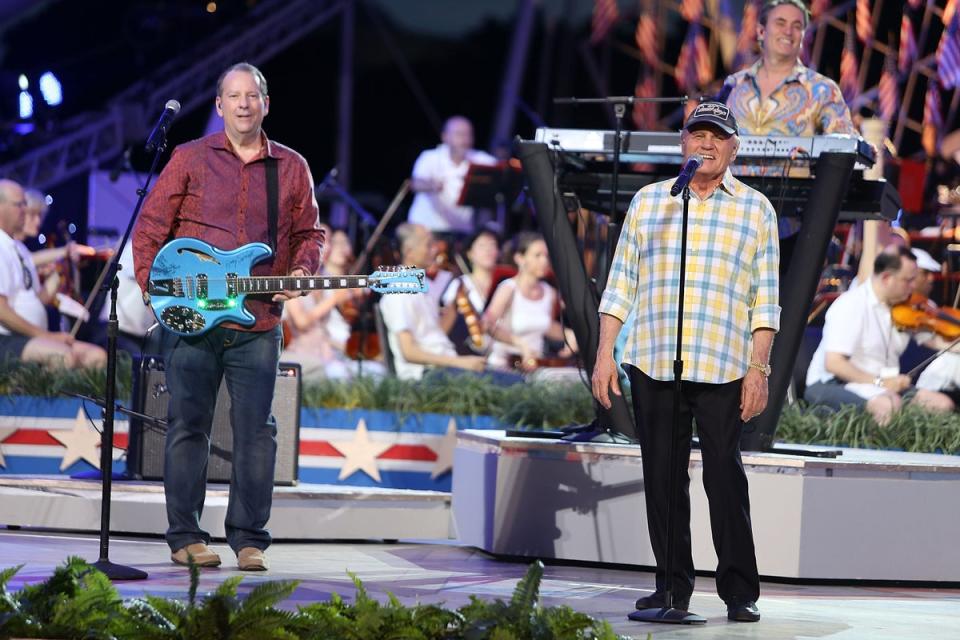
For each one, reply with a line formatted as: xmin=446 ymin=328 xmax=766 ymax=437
xmin=144 ymin=99 xmax=181 ymax=152
xmin=670 ymin=154 xmax=703 ymax=197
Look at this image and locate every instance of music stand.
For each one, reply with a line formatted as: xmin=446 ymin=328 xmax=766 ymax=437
xmin=457 ymin=160 xmax=524 ymax=230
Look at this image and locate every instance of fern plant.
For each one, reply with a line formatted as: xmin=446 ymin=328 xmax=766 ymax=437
xmin=0 ymin=557 xmax=629 ymax=640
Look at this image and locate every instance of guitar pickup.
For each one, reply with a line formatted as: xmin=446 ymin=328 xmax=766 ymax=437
xmin=196 ymin=274 xmax=208 ymax=300
xmin=226 ymin=273 xmax=238 ymax=298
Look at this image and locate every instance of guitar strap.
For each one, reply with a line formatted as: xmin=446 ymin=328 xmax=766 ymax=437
xmin=265 ymin=156 xmax=279 ymax=254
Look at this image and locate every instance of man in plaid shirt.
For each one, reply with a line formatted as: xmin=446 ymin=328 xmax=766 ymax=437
xmin=592 ymin=101 xmax=780 ymax=623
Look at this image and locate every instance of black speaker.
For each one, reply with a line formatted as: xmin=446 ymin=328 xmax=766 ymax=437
xmin=129 ymin=357 xmax=301 ymax=485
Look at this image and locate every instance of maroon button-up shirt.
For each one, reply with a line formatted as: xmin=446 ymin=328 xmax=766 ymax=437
xmin=133 ymin=131 xmax=324 ymax=332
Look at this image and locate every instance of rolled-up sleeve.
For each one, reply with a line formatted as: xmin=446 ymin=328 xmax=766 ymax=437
xmin=750 ymin=202 xmax=781 ymax=332
xmin=599 ymin=192 xmax=642 ymax=323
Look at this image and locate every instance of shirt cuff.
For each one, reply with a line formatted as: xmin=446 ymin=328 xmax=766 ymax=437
xmin=598 ymin=292 xmax=632 ymax=324
xmin=751 ymin=304 xmax=781 ymax=332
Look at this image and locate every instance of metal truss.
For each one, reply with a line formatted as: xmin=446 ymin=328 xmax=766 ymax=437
xmin=0 ymin=0 xmax=344 ymax=190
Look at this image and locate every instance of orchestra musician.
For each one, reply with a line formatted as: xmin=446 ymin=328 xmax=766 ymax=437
xmin=482 ymin=231 xmax=577 ymax=376
xmin=378 ymin=223 xmax=486 ymax=380
xmin=804 ymin=247 xmax=954 ymax=425
xmin=0 ymin=179 xmax=106 ymax=369
xmin=281 ymin=225 xmax=385 ymax=380
xmin=407 ymin=116 xmax=496 ymax=237
xmin=439 ymin=227 xmax=500 ymax=351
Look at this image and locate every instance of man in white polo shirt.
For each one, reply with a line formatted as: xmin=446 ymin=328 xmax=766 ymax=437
xmin=805 ymin=246 xmax=953 ymax=424
xmin=407 ymin=116 xmax=496 ymax=235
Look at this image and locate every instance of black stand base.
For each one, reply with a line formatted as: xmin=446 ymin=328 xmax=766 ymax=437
xmin=628 ymin=607 xmax=707 ymax=624
xmin=92 ymin=559 xmax=148 ymax=581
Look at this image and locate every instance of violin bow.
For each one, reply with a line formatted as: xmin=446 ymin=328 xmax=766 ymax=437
xmin=69 ymin=237 xmax=122 ymax=339
xmin=906 ymin=333 xmax=960 ymax=381
xmin=349 ymin=179 xmax=410 ymax=274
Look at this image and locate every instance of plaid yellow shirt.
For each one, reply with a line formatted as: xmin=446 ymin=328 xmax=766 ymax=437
xmin=599 ymin=170 xmax=780 ymax=384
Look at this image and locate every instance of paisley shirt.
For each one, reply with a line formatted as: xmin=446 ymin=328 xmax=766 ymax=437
xmin=722 ymin=60 xmax=855 ymax=137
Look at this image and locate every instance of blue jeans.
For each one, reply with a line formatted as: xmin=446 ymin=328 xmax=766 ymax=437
xmin=161 ymin=325 xmax=282 ymax=553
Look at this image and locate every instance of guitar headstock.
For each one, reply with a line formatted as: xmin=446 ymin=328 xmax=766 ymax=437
xmin=369 ymin=265 xmax=428 ymax=294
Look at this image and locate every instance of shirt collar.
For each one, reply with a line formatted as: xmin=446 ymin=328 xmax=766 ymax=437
xmin=866 ymin=277 xmax=887 ymax=309
xmin=746 ymin=59 xmax=809 ymax=85
xmin=209 ymin=130 xmax=275 ymax=160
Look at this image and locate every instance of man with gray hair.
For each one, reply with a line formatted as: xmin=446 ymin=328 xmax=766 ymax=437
xmin=0 ymin=179 xmax=106 ymax=369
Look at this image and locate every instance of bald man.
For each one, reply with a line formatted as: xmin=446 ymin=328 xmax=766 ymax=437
xmin=407 ymin=116 xmax=496 ymax=235
xmin=0 ymin=179 xmax=105 ymax=368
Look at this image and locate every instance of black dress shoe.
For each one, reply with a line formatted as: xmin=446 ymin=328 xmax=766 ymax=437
xmin=635 ymin=592 xmax=690 ymax=611
xmin=727 ymin=601 xmax=760 ymax=622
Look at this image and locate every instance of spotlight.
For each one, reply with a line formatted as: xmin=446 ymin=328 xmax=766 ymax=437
xmin=18 ymin=74 xmax=28 ymax=90
xmin=39 ymin=72 xmax=62 ymax=106
xmin=19 ymin=90 xmax=33 ymax=119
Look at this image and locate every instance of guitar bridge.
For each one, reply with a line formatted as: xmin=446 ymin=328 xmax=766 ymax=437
xmin=148 ymin=279 xmax=184 ymax=297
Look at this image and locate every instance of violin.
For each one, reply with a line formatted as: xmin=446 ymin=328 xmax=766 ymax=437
xmin=454 ymin=281 xmax=486 ymax=352
xmin=891 ymin=293 xmax=960 ymax=340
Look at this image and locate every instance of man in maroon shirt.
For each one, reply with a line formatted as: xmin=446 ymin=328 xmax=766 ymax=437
xmin=133 ymin=62 xmax=323 ymax=571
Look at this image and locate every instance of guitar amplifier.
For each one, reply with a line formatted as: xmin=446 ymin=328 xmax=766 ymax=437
xmin=128 ymin=357 xmax=301 ymax=485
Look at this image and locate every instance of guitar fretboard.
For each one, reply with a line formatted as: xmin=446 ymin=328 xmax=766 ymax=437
xmin=236 ymin=275 xmax=368 ymax=294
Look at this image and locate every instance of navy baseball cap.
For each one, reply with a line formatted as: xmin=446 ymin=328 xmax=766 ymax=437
xmin=683 ymin=101 xmax=739 ymax=136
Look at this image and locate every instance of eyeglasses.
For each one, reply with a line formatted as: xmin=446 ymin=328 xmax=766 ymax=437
xmin=15 ymin=250 xmax=32 ymax=290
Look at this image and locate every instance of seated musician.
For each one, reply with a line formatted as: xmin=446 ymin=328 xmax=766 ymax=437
xmin=482 ymin=231 xmax=577 ymax=376
xmin=282 ymin=225 xmax=385 ymax=380
xmin=407 ymin=116 xmax=496 ymax=238
xmin=0 ymin=179 xmax=106 ymax=368
xmin=804 ymin=247 xmax=953 ymax=425
xmin=908 ymin=248 xmax=960 ymax=397
xmin=439 ymin=227 xmax=500 ymax=351
xmin=20 ymin=189 xmax=96 ymax=278
xmin=720 ymin=0 xmax=856 ymax=264
xmin=379 ymin=223 xmax=486 ymax=380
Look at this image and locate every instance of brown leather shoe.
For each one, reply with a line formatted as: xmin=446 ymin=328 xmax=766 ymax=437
xmin=237 ymin=547 xmax=268 ymax=571
xmin=170 ymin=542 xmax=221 ymax=567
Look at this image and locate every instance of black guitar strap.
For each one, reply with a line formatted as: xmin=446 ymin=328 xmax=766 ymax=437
xmin=265 ymin=156 xmax=279 ymax=254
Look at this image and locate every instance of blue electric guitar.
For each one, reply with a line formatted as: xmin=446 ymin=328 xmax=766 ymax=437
xmin=147 ymin=238 xmax=426 ymax=336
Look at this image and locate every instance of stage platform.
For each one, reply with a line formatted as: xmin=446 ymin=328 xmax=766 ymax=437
xmin=0 ymin=476 xmax=450 ymax=541
xmin=452 ymin=430 xmax=960 ymax=583
xmin=0 ymin=530 xmax=957 ymax=639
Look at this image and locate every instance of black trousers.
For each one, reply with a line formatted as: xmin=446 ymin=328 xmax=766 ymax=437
xmin=627 ymin=366 xmax=760 ymax=606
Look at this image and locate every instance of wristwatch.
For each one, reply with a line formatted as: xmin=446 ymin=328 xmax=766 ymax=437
xmin=749 ymin=361 xmax=772 ymax=377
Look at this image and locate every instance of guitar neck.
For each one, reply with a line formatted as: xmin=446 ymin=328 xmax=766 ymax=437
xmin=237 ymin=274 xmax=370 ymax=295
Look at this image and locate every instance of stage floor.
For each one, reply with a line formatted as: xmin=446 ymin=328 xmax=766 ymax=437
xmin=0 ymin=530 xmax=957 ymax=639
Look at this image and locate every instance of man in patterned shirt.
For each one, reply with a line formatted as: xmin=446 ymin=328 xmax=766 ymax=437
xmin=721 ymin=0 xmax=854 ymax=138
xmin=592 ymin=102 xmax=779 ymax=623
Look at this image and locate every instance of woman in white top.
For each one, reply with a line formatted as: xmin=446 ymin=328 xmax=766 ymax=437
xmin=483 ymin=232 xmax=576 ymax=372
xmin=440 ymin=228 xmax=500 ymax=350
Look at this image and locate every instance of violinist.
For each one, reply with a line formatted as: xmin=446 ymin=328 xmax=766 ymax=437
xmin=281 ymin=225 xmax=384 ymax=380
xmin=439 ymin=227 xmax=500 ymax=350
xmin=483 ymin=231 xmax=577 ymax=377
xmin=379 ymin=223 xmax=486 ymax=380
xmin=907 ymin=248 xmax=960 ymax=397
xmin=804 ymin=247 xmax=953 ymax=425
xmin=0 ymin=179 xmax=106 ymax=369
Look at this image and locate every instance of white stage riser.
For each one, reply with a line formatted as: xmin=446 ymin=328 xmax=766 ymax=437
xmin=0 ymin=480 xmax=451 ymax=541
xmin=451 ymin=431 xmax=960 ymax=583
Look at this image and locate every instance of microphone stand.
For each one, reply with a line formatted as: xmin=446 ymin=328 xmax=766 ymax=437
xmin=316 ymin=168 xmax=378 ymax=245
xmin=87 ymin=130 xmax=171 ymax=581
xmin=628 ymin=184 xmax=705 ymax=625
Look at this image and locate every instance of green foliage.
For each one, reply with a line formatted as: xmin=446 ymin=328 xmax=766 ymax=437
xmin=5 ymin=357 xmax=959 ymax=453
xmin=302 ymin=370 xmax=595 ymax=429
xmin=0 ymin=557 xmax=627 ymax=640
xmin=0 ymin=355 xmax=132 ymax=402
xmin=778 ymin=402 xmax=960 ymax=455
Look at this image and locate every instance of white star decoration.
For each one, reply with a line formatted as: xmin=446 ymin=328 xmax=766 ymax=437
xmin=430 ymin=417 xmax=458 ymax=479
xmin=329 ymin=418 xmax=393 ymax=482
xmin=0 ymin=427 xmax=16 ymax=468
xmin=49 ymin=409 xmax=102 ymax=471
